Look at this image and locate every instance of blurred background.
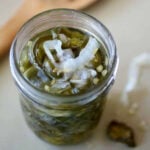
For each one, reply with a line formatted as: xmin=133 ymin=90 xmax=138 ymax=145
xmin=0 ymin=0 xmax=150 ymax=150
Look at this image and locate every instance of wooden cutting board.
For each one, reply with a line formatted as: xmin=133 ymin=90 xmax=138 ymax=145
xmin=0 ymin=0 xmax=98 ymax=58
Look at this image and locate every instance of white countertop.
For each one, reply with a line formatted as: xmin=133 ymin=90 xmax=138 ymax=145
xmin=0 ymin=0 xmax=150 ymax=150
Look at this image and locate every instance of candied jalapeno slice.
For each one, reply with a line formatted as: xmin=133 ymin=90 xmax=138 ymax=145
xmin=107 ymin=121 xmax=136 ymax=147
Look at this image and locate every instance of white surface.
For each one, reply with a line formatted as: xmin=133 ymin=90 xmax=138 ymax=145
xmin=0 ymin=0 xmax=150 ymax=150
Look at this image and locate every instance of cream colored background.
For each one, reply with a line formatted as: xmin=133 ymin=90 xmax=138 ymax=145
xmin=0 ymin=0 xmax=150 ymax=150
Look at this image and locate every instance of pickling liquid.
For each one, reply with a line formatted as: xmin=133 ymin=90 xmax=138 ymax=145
xmin=19 ymin=27 xmax=109 ymax=95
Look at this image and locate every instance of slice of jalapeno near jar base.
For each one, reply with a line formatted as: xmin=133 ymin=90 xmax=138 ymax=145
xmin=19 ymin=27 xmax=109 ymax=144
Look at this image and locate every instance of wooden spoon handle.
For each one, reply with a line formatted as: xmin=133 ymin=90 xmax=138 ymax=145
xmin=0 ymin=0 xmax=48 ymax=58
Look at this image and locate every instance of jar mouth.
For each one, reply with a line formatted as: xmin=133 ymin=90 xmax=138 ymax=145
xmin=10 ymin=9 xmax=119 ymax=107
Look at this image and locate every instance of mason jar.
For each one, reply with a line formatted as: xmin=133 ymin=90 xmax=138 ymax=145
xmin=10 ymin=9 xmax=118 ymax=145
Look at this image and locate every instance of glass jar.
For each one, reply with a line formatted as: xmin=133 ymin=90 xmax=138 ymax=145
xmin=10 ymin=9 xmax=118 ymax=145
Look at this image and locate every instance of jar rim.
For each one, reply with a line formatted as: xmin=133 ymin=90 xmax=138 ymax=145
xmin=10 ymin=8 xmax=119 ymax=107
